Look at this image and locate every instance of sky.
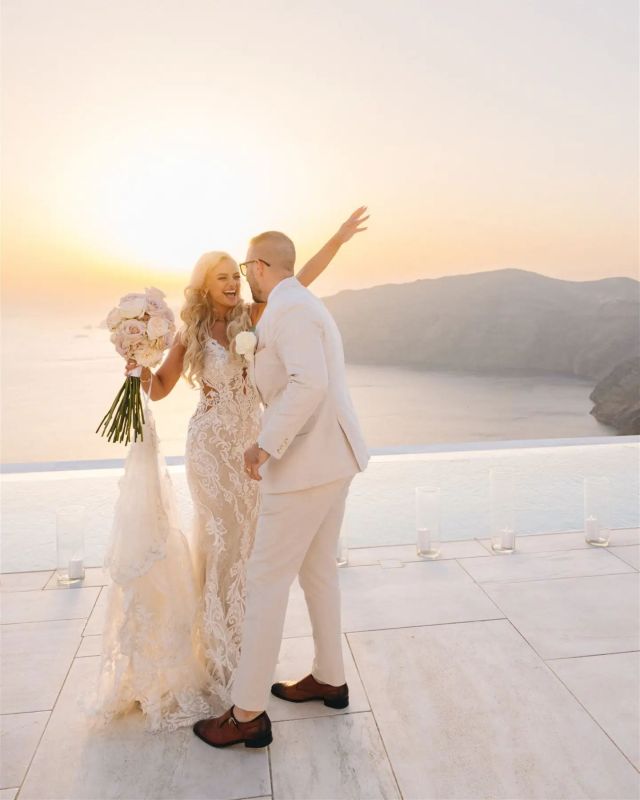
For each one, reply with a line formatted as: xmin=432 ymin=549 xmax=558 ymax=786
xmin=1 ymin=0 xmax=638 ymax=313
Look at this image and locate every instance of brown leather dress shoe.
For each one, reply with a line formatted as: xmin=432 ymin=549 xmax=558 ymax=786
xmin=271 ymin=673 xmax=349 ymax=709
xmin=193 ymin=706 xmax=272 ymax=748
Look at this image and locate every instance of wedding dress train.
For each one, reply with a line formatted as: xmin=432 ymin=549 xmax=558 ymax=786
xmin=89 ymin=390 xmax=212 ymax=732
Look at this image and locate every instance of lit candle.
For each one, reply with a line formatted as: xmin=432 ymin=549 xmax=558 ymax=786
xmin=500 ymin=526 xmax=515 ymax=550
xmin=418 ymin=527 xmax=431 ymax=552
xmin=67 ymin=558 xmax=84 ymax=580
xmin=585 ymin=514 xmax=599 ymax=540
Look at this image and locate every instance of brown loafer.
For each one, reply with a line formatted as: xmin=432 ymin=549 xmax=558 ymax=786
xmin=193 ymin=706 xmax=272 ymax=748
xmin=271 ymin=673 xmax=349 ymax=709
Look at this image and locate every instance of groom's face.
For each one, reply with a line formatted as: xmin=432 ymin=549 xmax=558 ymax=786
xmin=244 ymin=244 xmax=268 ymax=303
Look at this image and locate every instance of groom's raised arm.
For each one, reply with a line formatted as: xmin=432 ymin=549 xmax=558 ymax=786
xmin=257 ymin=304 xmax=328 ymax=460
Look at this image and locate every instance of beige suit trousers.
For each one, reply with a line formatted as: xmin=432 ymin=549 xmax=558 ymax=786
xmin=230 ymin=475 xmax=353 ymax=711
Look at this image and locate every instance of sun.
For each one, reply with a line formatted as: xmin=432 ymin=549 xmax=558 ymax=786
xmin=90 ymin=145 xmax=264 ymax=270
xmin=55 ymin=130 xmax=276 ymax=276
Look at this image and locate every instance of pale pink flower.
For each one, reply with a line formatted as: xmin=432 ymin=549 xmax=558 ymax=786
xmin=145 ymin=286 xmax=166 ymax=301
xmin=106 ymin=307 xmax=123 ymax=331
xmin=111 ymin=335 xmax=129 ymax=357
xmin=132 ymin=342 xmax=163 ymax=367
xmin=121 ymin=319 xmax=147 ymax=338
xmin=147 ymin=316 xmax=169 ymax=338
xmin=119 ymin=294 xmax=147 ymax=318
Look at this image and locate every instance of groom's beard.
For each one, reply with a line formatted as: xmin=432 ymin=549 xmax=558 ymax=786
xmin=249 ymin=283 xmax=263 ymax=303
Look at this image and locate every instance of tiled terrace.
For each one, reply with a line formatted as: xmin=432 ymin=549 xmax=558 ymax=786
xmin=1 ymin=526 xmax=639 ymax=799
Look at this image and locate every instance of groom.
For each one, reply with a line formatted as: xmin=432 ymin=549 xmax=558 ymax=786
xmin=193 ymin=230 xmax=369 ymax=748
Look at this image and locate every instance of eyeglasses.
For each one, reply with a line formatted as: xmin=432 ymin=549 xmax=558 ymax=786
xmin=239 ymin=258 xmax=271 ymax=276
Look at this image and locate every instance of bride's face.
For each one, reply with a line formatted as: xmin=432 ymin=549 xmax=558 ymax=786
xmin=204 ymin=259 xmax=242 ymax=310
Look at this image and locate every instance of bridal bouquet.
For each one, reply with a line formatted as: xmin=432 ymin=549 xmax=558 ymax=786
xmin=96 ymin=287 xmax=176 ymax=444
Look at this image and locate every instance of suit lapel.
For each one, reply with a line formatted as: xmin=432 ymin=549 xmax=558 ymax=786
xmin=255 ymin=276 xmax=299 ymax=350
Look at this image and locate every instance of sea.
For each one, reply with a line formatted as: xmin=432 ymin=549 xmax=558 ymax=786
xmin=0 ymin=316 xmax=619 ymax=465
xmin=2 ymin=315 xmax=637 ymax=568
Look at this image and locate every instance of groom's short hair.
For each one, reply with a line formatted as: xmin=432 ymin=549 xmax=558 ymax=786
xmin=250 ymin=231 xmax=296 ymax=273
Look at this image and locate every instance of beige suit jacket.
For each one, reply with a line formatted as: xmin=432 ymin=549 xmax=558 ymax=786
xmin=254 ymin=276 xmax=369 ymax=493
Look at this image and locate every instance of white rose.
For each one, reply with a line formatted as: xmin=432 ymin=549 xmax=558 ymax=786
xmin=119 ymin=293 xmax=147 ymax=318
xmin=105 ymin=307 xmax=123 ymax=331
xmin=145 ymin=297 xmax=168 ymax=317
xmin=147 ymin=316 xmax=169 ymax=338
xmin=132 ymin=342 xmax=163 ymax=368
xmin=235 ymin=331 xmax=257 ymax=357
xmin=149 ymin=329 xmax=174 ymax=350
xmin=145 ymin=286 xmax=166 ymax=301
xmin=163 ymin=306 xmax=175 ymax=323
xmin=114 ymin=336 xmax=128 ymax=357
xmin=144 ymin=286 xmax=173 ymax=318
xmin=121 ymin=319 xmax=147 ymax=339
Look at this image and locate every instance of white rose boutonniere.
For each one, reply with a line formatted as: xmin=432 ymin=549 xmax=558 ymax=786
xmin=235 ymin=330 xmax=258 ymax=359
xmin=235 ymin=330 xmax=258 ymax=387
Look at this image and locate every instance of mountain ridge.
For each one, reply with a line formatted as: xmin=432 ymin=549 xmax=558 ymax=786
xmin=321 ymin=268 xmax=640 ymax=381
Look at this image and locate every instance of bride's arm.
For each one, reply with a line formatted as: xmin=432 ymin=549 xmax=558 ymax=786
xmin=125 ymin=336 xmax=186 ymax=401
xmin=295 ymin=206 xmax=369 ymax=288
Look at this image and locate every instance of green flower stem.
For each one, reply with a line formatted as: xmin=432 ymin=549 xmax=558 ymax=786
xmin=130 ymin=379 xmax=138 ymax=442
xmin=127 ymin=378 xmax=140 ymax=441
xmin=138 ymin=380 xmax=146 ymax=426
xmin=124 ymin=391 xmax=131 ymax=446
xmin=111 ymin=383 xmax=129 ymax=442
xmin=122 ymin=379 xmax=134 ymax=441
xmin=107 ymin=386 xmax=127 ymax=438
xmin=97 ymin=375 xmax=146 ymax=445
xmin=95 ymin=378 xmax=128 ymax=434
xmin=134 ymin=379 xmax=144 ymax=441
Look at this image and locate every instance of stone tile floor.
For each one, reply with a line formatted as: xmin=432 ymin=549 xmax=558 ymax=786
xmin=1 ymin=528 xmax=639 ymax=799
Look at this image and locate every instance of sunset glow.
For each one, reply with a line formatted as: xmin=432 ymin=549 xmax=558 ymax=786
xmin=2 ymin=0 xmax=637 ymax=309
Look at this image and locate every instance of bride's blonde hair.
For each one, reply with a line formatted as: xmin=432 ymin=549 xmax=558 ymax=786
xmin=178 ymin=251 xmax=253 ymax=388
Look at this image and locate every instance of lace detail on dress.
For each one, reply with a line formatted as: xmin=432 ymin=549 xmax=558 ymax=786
xmin=185 ymin=336 xmax=262 ymax=709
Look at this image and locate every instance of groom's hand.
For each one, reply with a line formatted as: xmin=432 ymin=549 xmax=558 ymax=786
xmin=244 ymin=443 xmax=270 ymax=481
xmin=335 ymin=206 xmax=369 ymax=244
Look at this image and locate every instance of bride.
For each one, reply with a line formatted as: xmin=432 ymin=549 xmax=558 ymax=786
xmin=96 ymin=208 xmax=368 ymax=731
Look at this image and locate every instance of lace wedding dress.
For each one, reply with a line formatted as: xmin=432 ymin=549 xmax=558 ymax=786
xmin=185 ymin=335 xmax=261 ymax=711
xmin=89 ymin=338 xmax=260 ymax=732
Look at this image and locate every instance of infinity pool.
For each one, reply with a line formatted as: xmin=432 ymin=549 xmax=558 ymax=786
xmin=2 ymin=437 xmax=638 ymax=570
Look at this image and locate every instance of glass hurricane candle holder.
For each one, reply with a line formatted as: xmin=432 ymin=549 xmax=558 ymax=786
xmin=56 ymin=504 xmax=86 ymax=585
xmin=416 ymin=486 xmax=441 ymax=559
xmin=489 ymin=468 xmax=517 ymax=554
xmin=584 ymin=477 xmax=611 ymax=547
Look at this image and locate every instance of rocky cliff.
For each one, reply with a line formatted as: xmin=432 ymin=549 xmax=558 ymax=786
xmin=323 ymin=268 xmax=639 ymax=382
xmin=589 ymin=357 xmax=640 ymax=434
